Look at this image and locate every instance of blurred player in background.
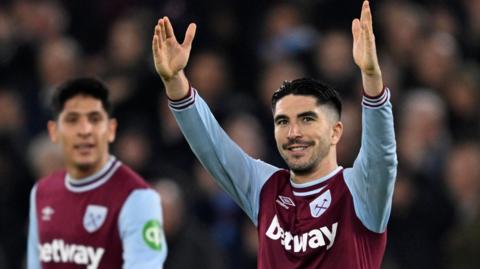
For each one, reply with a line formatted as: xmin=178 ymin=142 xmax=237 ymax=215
xmin=27 ymin=78 xmax=167 ymax=268
xmin=152 ymin=0 xmax=396 ymax=268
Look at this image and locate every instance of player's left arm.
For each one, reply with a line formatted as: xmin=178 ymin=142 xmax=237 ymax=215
xmin=27 ymin=185 xmax=41 ymax=269
xmin=119 ymin=189 xmax=167 ymax=268
xmin=344 ymin=0 xmax=398 ymax=233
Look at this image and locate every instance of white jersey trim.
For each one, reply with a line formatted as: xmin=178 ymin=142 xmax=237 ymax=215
xmin=362 ymin=88 xmax=390 ymax=109
xmin=65 ymin=156 xmax=122 ymax=193
xmin=293 ymin=185 xmax=327 ymax=197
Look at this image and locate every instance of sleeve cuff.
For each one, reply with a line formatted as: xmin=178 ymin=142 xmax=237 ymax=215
xmin=168 ymin=85 xmax=196 ymax=111
xmin=362 ymin=87 xmax=390 ymax=108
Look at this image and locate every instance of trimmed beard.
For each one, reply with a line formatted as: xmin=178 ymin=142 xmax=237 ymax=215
xmin=281 ymin=139 xmax=330 ymax=176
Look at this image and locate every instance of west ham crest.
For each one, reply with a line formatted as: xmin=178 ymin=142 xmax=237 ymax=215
xmin=83 ymin=205 xmax=108 ymax=233
xmin=309 ymin=190 xmax=331 ymax=218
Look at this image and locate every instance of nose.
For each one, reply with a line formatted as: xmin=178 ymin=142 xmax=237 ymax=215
xmin=287 ymin=123 xmax=302 ymax=140
xmin=77 ymin=117 xmax=92 ymax=137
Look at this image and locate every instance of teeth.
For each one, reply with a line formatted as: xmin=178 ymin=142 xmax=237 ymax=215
xmin=290 ymin=146 xmax=306 ymax=151
xmin=77 ymin=145 xmax=92 ymax=149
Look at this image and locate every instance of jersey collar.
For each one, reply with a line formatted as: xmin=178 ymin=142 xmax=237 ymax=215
xmin=290 ymin=166 xmax=343 ymax=197
xmin=65 ymin=156 xmax=121 ymax=193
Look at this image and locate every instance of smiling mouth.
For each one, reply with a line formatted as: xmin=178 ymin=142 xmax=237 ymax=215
xmin=288 ymin=146 xmax=309 ymax=151
xmin=283 ymin=140 xmax=314 ymax=151
xmin=74 ymin=144 xmax=95 ymax=151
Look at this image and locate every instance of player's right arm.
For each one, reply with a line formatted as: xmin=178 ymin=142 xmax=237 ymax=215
xmin=27 ymin=185 xmax=41 ymax=269
xmin=152 ymin=17 xmax=280 ymax=224
xmin=344 ymin=1 xmax=397 ymax=233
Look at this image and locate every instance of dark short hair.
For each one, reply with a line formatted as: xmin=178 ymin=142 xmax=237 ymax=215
xmin=271 ymin=78 xmax=342 ymax=118
xmin=51 ymin=77 xmax=112 ymax=119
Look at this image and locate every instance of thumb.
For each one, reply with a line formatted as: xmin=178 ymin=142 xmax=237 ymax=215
xmin=182 ymin=23 xmax=197 ymax=50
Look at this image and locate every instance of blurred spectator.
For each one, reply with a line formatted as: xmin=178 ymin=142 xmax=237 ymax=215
xmin=0 ymin=10 xmax=16 ymax=83
xmin=390 ymin=89 xmax=455 ymax=269
xmin=0 ymin=0 xmax=478 ymax=267
xmin=113 ymin=127 xmax=154 ymax=178
xmin=152 ymin=178 xmax=226 ymax=269
xmin=258 ymin=59 xmax=306 ymax=112
xmin=191 ymin=161 xmax=243 ymax=269
xmin=378 ymin=1 xmax=426 ymax=74
xmin=258 ymin=2 xmax=318 ymax=61
xmin=398 ymin=89 xmax=450 ymax=174
xmin=223 ymin=112 xmax=266 ymax=160
xmin=105 ymin=11 xmax=151 ymax=72
xmin=313 ymin=30 xmax=356 ymax=97
xmin=37 ymin=37 xmax=81 ymax=93
xmin=443 ymin=66 xmax=480 ymax=141
xmin=10 ymin=0 xmax=68 ymax=43
xmin=444 ymin=143 xmax=480 ymax=269
xmin=0 ymin=87 xmax=27 ymax=145
xmin=461 ymin=0 xmax=480 ymax=60
xmin=411 ymin=32 xmax=461 ymax=91
xmin=27 ymin=132 xmax=63 ymax=179
xmin=187 ymin=49 xmax=232 ymax=117
xmin=239 ymin=216 xmax=258 ymax=269
xmin=25 ymin=37 xmax=82 ymax=137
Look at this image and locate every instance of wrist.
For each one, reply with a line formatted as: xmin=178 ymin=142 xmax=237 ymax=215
xmin=162 ymin=71 xmax=190 ymax=100
xmin=361 ymin=72 xmax=383 ymax=96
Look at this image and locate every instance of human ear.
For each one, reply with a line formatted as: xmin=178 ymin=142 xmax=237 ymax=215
xmin=108 ymin=118 xmax=118 ymax=143
xmin=47 ymin=120 xmax=59 ymax=143
xmin=331 ymin=121 xmax=343 ymax=145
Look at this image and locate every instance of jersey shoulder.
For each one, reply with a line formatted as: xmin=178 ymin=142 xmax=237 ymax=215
xmin=260 ymin=169 xmax=291 ymax=195
xmin=36 ymin=170 xmax=67 ymax=194
xmin=113 ymin=163 xmax=150 ymax=190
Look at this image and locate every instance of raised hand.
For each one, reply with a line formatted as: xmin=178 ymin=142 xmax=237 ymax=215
xmin=152 ymin=17 xmax=196 ymax=82
xmin=352 ymin=1 xmax=383 ymax=94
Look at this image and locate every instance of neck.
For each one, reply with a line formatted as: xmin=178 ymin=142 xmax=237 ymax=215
xmin=291 ymin=156 xmax=338 ymax=184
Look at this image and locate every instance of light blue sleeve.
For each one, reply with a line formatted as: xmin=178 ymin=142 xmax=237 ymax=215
xmin=344 ymin=89 xmax=398 ymax=233
xmin=27 ymin=185 xmax=41 ymax=269
xmin=169 ymin=89 xmax=280 ymax=225
xmin=119 ymin=189 xmax=167 ymax=269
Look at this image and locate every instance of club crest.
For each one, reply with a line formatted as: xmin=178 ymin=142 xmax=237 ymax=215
xmin=309 ymin=190 xmax=331 ymax=218
xmin=83 ymin=205 xmax=108 ymax=233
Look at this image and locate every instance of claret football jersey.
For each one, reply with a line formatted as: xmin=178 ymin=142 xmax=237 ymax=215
xmin=27 ymin=156 xmax=167 ymax=269
xmin=169 ymin=87 xmax=396 ymax=269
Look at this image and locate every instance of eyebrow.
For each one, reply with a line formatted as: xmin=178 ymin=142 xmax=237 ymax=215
xmin=63 ymin=110 xmax=105 ymax=117
xmin=297 ymin=111 xmax=318 ymax=119
xmin=274 ymin=111 xmax=318 ymax=122
xmin=274 ymin=114 xmax=288 ymax=123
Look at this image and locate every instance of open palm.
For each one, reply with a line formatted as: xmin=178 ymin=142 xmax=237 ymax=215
xmin=352 ymin=1 xmax=381 ymax=77
xmin=152 ymin=17 xmax=196 ymax=81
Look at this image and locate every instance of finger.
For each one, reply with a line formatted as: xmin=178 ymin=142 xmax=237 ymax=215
xmin=182 ymin=23 xmax=197 ymax=49
xmin=154 ymin=24 xmax=162 ymax=49
xmin=351 ymin=19 xmax=361 ymax=44
xmin=160 ymin=17 xmax=167 ymax=42
xmin=156 ymin=19 xmax=162 ymax=42
xmin=361 ymin=19 xmax=373 ymax=51
xmin=152 ymin=35 xmax=160 ymax=58
xmin=164 ymin=17 xmax=178 ymax=41
xmin=363 ymin=1 xmax=373 ymax=33
xmin=361 ymin=2 xmax=375 ymax=51
xmin=360 ymin=0 xmax=367 ymax=23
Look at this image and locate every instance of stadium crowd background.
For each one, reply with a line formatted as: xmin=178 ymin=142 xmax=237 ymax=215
xmin=0 ymin=0 xmax=479 ymax=268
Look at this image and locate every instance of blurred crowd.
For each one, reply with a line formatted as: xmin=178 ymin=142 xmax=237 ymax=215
xmin=0 ymin=0 xmax=479 ymax=268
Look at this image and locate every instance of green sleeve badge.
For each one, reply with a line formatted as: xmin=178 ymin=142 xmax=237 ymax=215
xmin=142 ymin=219 xmax=164 ymax=251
